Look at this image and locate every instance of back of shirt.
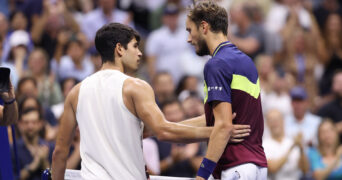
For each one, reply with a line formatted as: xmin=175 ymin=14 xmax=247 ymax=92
xmin=203 ymin=42 xmax=267 ymax=177
xmin=76 ymin=70 xmax=146 ymax=180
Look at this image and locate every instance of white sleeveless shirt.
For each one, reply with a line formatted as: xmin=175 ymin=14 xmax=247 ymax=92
xmin=76 ymin=70 xmax=146 ymax=180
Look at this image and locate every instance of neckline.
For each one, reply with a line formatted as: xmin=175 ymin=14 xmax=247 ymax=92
xmin=213 ymin=41 xmax=232 ymax=57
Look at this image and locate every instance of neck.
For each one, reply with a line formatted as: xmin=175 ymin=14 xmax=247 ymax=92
xmin=206 ymin=33 xmax=229 ymax=56
xmin=101 ymin=61 xmax=123 ymax=72
xmin=320 ymin=144 xmax=336 ymax=156
xmin=271 ymin=133 xmax=284 ymax=142
xmin=295 ymin=113 xmax=305 ymax=122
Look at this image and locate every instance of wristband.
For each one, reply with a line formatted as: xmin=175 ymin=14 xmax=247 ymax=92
xmin=4 ymin=98 xmax=15 ymax=105
xmin=197 ymin=158 xmax=217 ymax=179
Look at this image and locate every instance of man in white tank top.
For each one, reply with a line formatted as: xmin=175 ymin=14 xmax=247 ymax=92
xmin=51 ymin=23 xmax=251 ymax=180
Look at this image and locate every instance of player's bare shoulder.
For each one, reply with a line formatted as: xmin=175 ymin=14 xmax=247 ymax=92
xmin=123 ymin=77 xmax=154 ymax=98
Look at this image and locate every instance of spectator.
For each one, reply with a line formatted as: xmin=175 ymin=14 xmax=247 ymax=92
xmin=26 ymin=48 xmax=63 ymax=107
xmin=175 ymin=75 xmax=200 ymax=97
xmin=51 ymin=77 xmax=78 ymax=120
xmin=263 ymin=109 xmax=309 ymax=180
xmin=318 ymin=14 xmax=342 ymax=96
xmin=313 ymin=0 xmax=342 ymax=30
xmin=307 ymin=119 xmax=342 ymax=179
xmin=81 ymin=0 xmax=133 ymax=43
xmin=230 ymin=2 xmax=266 ymax=60
xmin=317 ymin=70 xmax=342 ymax=143
xmin=261 ymin=71 xmax=292 ymax=117
xmin=51 ymin=38 xmax=94 ymax=81
xmin=285 ymin=86 xmax=321 ymax=147
xmin=180 ymin=93 xmax=203 ymax=119
xmin=2 ymin=30 xmax=31 ymax=87
xmin=156 ymin=99 xmax=202 ymax=177
xmin=145 ymin=3 xmax=196 ymax=83
xmin=31 ymin=0 xmax=80 ymax=59
xmin=152 ymin=71 xmax=176 ymax=106
xmin=14 ymin=108 xmax=54 ymax=180
xmin=18 ymin=96 xmax=57 ymax=141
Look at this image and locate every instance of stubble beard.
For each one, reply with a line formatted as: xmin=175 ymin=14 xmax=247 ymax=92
xmin=196 ymin=38 xmax=210 ymax=56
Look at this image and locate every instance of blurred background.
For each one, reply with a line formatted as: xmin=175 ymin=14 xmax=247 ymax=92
xmin=1 ymin=0 xmax=342 ymax=179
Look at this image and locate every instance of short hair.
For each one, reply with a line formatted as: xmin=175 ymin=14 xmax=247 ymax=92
xmin=19 ymin=107 xmax=42 ymax=121
xmin=160 ymin=98 xmax=181 ymax=112
xmin=95 ymin=23 xmax=140 ymax=63
xmin=187 ymin=1 xmax=228 ymax=35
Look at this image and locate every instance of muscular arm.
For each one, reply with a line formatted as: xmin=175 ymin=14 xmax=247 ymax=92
xmin=179 ymin=115 xmax=206 ymax=127
xmin=52 ymin=85 xmax=80 ymax=180
xmin=126 ymin=79 xmax=212 ymax=143
xmin=203 ymin=102 xmax=233 ymax=162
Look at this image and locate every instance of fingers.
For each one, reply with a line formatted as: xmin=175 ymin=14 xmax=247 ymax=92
xmin=233 ymin=124 xmax=251 ymax=130
xmin=233 ymin=128 xmax=251 ymax=135
xmin=232 ymin=131 xmax=250 ymax=138
xmin=232 ymin=112 xmax=237 ymax=119
xmin=230 ymin=138 xmax=244 ymax=143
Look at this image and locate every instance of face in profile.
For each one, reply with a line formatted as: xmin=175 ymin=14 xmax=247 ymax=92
xmin=121 ymin=38 xmax=142 ymax=73
xmin=186 ymin=18 xmax=210 ymax=56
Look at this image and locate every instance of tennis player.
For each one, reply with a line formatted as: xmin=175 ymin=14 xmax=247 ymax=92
xmin=185 ymin=2 xmax=267 ymax=179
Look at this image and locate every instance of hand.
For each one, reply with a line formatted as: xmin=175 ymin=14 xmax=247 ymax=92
xmin=13 ymin=46 xmax=27 ymax=61
xmin=1 ymin=80 xmax=15 ymax=102
xmin=170 ymin=145 xmax=184 ymax=163
xmin=294 ymin=132 xmax=303 ymax=147
xmin=337 ymin=145 xmax=342 ymax=157
xmin=229 ymin=123 xmax=251 ymax=143
xmin=38 ymin=145 xmax=49 ymax=161
xmin=57 ymin=30 xmax=70 ymax=46
xmin=196 ymin=176 xmax=205 ymax=180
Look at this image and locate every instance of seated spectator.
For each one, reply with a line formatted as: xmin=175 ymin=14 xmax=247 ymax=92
xmin=26 ymin=48 xmax=63 ymax=107
xmin=317 ymin=70 xmax=342 ymax=143
xmin=263 ymin=109 xmax=309 ymax=180
xmin=13 ymin=108 xmax=54 ymax=180
xmin=81 ymin=0 xmax=133 ymax=43
xmin=152 ymin=72 xmax=176 ymax=106
xmin=18 ymin=96 xmax=57 ymax=141
xmin=51 ymin=38 xmax=94 ymax=81
xmin=2 ymin=30 xmax=31 ymax=87
xmin=308 ymin=119 xmax=342 ymax=179
xmin=285 ymin=86 xmax=321 ymax=147
xmin=156 ymin=99 xmax=203 ymax=177
xmin=51 ymin=77 xmax=78 ymax=120
xmin=145 ymin=3 xmax=195 ymax=83
xmin=176 ymin=75 xmax=201 ymax=98
xmin=318 ymin=14 xmax=342 ymax=96
xmin=229 ymin=2 xmax=265 ymax=60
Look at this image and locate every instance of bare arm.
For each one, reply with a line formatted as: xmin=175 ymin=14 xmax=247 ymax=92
xmin=180 ymin=114 xmax=250 ymax=143
xmin=0 ymin=81 xmax=18 ymax=126
xmin=146 ymin=56 xmax=157 ymax=81
xmin=268 ymin=144 xmax=295 ymax=173
xmin=313 ymin=146 xmax=342 ymax=180
xmin=231 ymin=36 xmax=260 ymax=55
xmin=52 ymin=84 xmax=80 ymax=180
xmin=202 ymin=102 xmax=233 ymax=163
xmin=126 ymin=78 xmax=212 ymax=143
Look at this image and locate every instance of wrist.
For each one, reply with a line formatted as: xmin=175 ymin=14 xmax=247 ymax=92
xmin=4 ymin=98 xmax=15 ymax=105
xmin=197 ymin=158 xmax=217 ymax=180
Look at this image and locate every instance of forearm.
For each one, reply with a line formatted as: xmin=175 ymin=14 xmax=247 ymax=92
xmin=52 ymin=148 xmax=69 ymax=180
xmin=63 ymin=12 xmax=80 ymax=33
xmin=31 ymin=15 xmax=48 ymax=43
xmin=268 ymin=145 xmax=294 ymax=173
xmin=204 ymin=123 xmax=232 ymax=162
xmin=298 ymin=146 xmax=309 ymax=174
xmin=66 ymin=147 xmax=81 ymax=169
xmin=179 ymin=115 xmax=206 ymax=127
xmin=1 ymin=102 xmax=18 ymax=125
xmin=314 ymin=156 xmax=341 ymax=180
xmin=158 ymin=121 xmax=212 ymax=143
xmin=20 ymin=157 xmax=41 ymax=180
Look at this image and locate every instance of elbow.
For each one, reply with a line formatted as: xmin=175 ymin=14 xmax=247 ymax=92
xmin=155 ymin=124 xmax=176 ymax=142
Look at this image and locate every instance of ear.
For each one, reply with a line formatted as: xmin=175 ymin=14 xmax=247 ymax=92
xmin=115 ymin=43 xmax=124 ymax=57
xmin=200 ymin=21 xmax=209 ymax=34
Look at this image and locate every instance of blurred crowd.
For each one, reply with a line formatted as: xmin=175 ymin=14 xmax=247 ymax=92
xmin=1 ymin=0 xmax=342 ymax=179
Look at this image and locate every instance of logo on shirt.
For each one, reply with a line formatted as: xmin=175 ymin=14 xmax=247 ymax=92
xmin=208 ymin=86 xmax=223 ymax=91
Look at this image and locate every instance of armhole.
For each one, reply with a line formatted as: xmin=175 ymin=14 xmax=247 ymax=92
xmin=121 ymin=77 xmax=139 ymax=119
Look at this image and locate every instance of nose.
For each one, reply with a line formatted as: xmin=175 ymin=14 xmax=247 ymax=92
xmin=187 ymin=34 xmax=192 ymax=44
xmin=138 ymin=49 xmax=142 ymax=58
